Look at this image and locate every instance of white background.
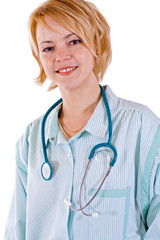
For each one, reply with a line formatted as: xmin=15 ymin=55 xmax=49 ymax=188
xmin=0 ymin=0 xmax=160 ymax=238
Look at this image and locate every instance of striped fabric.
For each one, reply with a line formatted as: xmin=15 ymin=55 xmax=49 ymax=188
xmin=5 ymin=85 xmax=160 ymax=240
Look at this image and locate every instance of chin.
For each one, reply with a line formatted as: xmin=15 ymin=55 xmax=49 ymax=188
xmin=57 ymin=78 xmax=84 ymax=91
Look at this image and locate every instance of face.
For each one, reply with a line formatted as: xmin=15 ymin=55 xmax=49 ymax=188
xmin=36 ymin=17 xmax=96 ymax=92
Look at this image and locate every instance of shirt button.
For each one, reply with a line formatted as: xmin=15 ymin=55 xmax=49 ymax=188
xmin=67 ymin=153 xmax=72 ymax=158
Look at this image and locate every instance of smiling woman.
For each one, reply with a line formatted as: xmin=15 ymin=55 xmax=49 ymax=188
xmin=28 ymin=0 xmax=112 ymax=89
xmin=4 ymin=0 xmax=160 ymax=239
xmin=36 ymin=17 xmax=96 ymax=93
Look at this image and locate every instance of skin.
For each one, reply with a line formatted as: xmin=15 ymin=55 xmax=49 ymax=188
xmin=36 ymin=17 xmax=101 ymax=137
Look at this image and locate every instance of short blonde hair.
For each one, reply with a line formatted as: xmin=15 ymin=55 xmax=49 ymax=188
xmin=28 ymin=0 xmax=112 ymax=90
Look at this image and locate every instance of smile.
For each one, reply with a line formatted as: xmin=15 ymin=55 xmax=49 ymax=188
xmin=56 ymin=66 xmax=78 ymax=73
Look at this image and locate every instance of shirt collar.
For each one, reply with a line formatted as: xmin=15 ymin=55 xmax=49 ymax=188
xmin=45 ymin=101 xmax=62 ymax=146
xmin=84 ymin=85 xmax=118 ymax=138
xmin=84 ymin=97 xmax=108 ymax=138
xmin=44 ymin=85 xmax=119 ymax=145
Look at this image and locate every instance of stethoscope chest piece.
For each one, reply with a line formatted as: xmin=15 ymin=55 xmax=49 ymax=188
xmin=40 ymin=85 xmax=118 ymax=216
xmin=41 ymin=162 xmax=52 ymax=181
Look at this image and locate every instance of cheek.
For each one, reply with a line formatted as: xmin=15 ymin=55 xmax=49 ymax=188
xmin=78 ymin=48 xmax=95 ymax=68
xmin=40 ymin=55 xmax=53 ymax=73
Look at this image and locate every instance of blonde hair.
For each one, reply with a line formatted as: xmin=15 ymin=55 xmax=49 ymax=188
xmin=28 ymin=0 xmax=112 ymax=90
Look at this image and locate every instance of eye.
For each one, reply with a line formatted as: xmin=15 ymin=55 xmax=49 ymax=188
xmin=69 ymin=39 xmax=82 ymax=46
xmin=42 ymin=46 xmax=54 ymax=53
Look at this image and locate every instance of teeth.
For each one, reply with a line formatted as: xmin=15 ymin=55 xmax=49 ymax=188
xmin=58 ymin=67 xmax=76 ymax=73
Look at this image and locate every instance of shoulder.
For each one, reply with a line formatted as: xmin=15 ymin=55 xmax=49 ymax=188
xmin=119 ymin=97 xmax=159 ymax=123
xmin=16 ymin=116 xmax=43 ymax=165
xmin=105 ymin=85 xmax=160 ymax=156
xmin=105 ymin=85 xmax=160 ymax=127
xmin=18 ymin=115 xmax=43 ymax=146
xmin=18 ymin=99 xmax=61 ymax=149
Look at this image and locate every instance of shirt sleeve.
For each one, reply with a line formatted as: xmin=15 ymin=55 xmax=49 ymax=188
xmin=5 ymin=128 xmax=29 ymax=240
xmin=143 ymin=145 xmax=160 ymax=239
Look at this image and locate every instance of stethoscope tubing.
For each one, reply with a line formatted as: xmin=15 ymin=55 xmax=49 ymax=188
xmin=100 ymin=85 xmax=112 ymax=144
xmin=41 ymin=85 xmax=118 ymax=216
xmin=41 ymin=97 xmax=62 ymax=163
xmin=41 ymin=98 xmax=62 ymax=181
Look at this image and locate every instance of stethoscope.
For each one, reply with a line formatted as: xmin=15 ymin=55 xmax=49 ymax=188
xmin=41 ymin=85 xmax=117 ymax=217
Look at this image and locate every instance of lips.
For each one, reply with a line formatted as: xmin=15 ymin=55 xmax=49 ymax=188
xmin=56 ymin=66 xmax=78 ymax=73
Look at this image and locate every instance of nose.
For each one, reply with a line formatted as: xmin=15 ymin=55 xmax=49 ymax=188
xmin=55 ymin=48 xmax=71 ymax=62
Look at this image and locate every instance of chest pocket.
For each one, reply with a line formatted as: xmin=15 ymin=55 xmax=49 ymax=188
xmin=86 ymin=187 xmax=131 ymax=240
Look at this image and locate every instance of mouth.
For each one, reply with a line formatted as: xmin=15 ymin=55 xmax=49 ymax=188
xmin=56 ymin=66 xmax=78 ymax=73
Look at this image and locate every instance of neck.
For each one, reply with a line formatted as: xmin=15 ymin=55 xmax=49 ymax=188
xmin=60 ymin=81 xmax=101 ymax=118
xmin=58 ymin=81 xmax=102 ymax=138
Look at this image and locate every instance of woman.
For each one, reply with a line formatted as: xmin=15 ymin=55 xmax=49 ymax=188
xmin=5 ymin=0 xmax=160 ymax=239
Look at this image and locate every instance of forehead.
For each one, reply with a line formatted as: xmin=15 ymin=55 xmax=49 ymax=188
xmin=36 ymin=16 xmax=73 ymax=42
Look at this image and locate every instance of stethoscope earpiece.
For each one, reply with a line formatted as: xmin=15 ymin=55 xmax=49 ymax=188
xmin=64 ymin=198 xmax=99 ymax=218
xmin=41 ymin=85 xmax=118 ymax=216
xmin=64 ymin=198 xmax=72 ymax=207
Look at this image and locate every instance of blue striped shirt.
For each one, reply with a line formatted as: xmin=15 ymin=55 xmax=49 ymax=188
xmin=5 ymin=85 xmax=160 ymax=240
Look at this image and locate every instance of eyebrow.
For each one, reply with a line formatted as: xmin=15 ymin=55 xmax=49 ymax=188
xmin=38 ymin=33 xmax=77 ymax=46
